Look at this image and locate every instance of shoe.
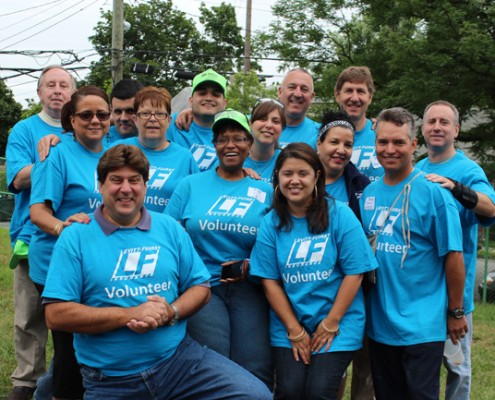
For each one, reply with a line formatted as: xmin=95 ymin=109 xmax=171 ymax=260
xmin=7 ymin=386 xmax=35 ymax=400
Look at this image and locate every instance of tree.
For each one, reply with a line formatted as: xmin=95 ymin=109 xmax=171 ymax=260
xmin=0 ymin=80 xmax=22 ymax=156
xmin=258 ymin=0 xmax=495 ymax=172
xmin=226 ymin=72 xmax=277 ymax=114
xmin=86 ymin=0 xmax=247 ymax=95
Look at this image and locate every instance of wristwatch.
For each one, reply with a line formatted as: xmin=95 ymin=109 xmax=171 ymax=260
xmin=168 ymin=304 xmax=180 ymax=326
xmin=447 ymin=307 xmax=465 ymax=319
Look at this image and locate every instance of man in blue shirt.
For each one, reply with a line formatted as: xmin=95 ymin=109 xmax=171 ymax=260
xmin=6 ymin=65 xmax=75 ymax=400
xmin=42 ymin=145 xmax=272 ymax=400
xmin=416 ymin=100 xmax=495 ymax=400
xmin=334 ymin=66 xmax=384 ymax=182
xmin=106 ymin=79 xmax=144 ymax=143
xmin=276 ymin=68 xmax=320 ymax=149
xmin=167 ymin=68 xmax=227 ymax=171
xmin=360 ymin=107 xmax=467 ymax=400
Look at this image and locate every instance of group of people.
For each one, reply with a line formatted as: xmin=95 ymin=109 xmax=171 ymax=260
xmin=5 ymin=63 xmax=495 ymax=400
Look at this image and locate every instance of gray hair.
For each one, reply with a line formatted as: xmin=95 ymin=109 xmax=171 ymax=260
xmin=376 ymin=107 xmax=416 ymax=141
xmin=423 ymin=100 xmax=460 ymax=126
xmin=37 ymin=65 xmax=76 ymax=90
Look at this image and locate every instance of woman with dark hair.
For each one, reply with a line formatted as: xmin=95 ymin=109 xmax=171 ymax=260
xmin=317 ymin=111 xmax=370 ymax=221
xmin=243 ymin=98 xmax=286 ymax=183
xmin=29 ymin=85 xmax=111 ymax=400
xmin=166 ymin=109 xmax=274 ymax=389
xmin=250 ymin=143 xmax=377 ymax=399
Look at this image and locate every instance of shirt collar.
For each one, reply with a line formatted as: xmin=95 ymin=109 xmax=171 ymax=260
xmin=94 ymin=205 xmax=151 ymax=235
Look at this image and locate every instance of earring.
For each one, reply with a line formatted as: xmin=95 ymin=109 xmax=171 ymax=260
xmin=313 ymin=185 xmax=318 ymax=199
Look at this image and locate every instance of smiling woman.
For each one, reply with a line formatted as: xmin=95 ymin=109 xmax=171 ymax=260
xmin=165 ymin=109 xmax=274 ymax=389
xmin=28 ymin=86 xmax=111 ymax=399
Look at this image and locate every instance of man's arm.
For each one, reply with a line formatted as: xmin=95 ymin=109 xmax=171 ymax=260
xmin=12 ymin=165 xmax=32 ymax=191
xmin=174 ymin=108 xmax=193 ymax=131
xmin=425 ymin=174 xmax=495 ymax=218
xmin=45 ymin=294 xmax=170 ymax=333
xmin=444 ymin=251 xmax=468 ymax=343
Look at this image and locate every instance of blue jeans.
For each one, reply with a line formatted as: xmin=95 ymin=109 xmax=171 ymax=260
xmin=34 ymin=359 xmax=53 ymax=400
xmin=79 ymin=336 xmax=272 ymax=400
xmin=187 ymin=281 xmax=273 ymax=389
xmin=273 ymin=347 xmax=355 ymax=400
xmin=370 ymin=339 xmax=444 ymax=400
xmin=444 ymin=312 xmax=472 ymax=400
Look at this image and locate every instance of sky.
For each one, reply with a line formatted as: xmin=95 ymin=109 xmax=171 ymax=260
xmin=0 ymin=0 xmax=281 ymax=107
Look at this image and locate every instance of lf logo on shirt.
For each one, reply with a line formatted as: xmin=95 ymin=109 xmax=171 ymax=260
xmin=351 ymin=147 xmax=381 ymax=171
xmin=207 ymin=195 xmax=254 ymax=218
xmin=191 ymin=144 xmax=217 ymax=171
xmin=148 ymin=167 xmax=174 ymax=190
xmin=111 ymin=247 xmax=161 ymax=281
xmin=286 ymin=234 xmax=329 ymax=267
xmin=370 ymin=207 xmax=401 ymax=236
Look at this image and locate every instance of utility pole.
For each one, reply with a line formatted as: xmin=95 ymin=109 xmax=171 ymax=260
xmin=112 ymin=0 xmax=124 ymax=85
xmin=244 ymin=0 xmax=252 ymax=73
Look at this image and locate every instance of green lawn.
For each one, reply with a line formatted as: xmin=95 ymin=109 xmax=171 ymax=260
xmin=0 ymin=227 xmax=494 ymax=398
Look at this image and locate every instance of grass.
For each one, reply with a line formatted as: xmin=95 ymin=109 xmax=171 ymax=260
xmin=0 ymin=226 xmax=494 ymax=398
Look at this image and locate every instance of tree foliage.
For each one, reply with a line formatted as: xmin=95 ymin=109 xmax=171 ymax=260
xmin=86 ymin=0 xmax=246 ymax=95
xmin=226 ymin=72 xmax=277 ymax=114
xmin=1 ymin=80 xmax=22 ymax=156
xmin=259 ymin=0 xmax=495 ymax=173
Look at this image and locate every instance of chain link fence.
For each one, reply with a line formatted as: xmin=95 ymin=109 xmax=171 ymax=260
xmin=0 ymin=157 xmax=15 ymax=222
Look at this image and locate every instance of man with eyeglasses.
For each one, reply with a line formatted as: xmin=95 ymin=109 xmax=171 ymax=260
xmin=107 ymin=78 xmax=144 ymax=143
xmin=6 ymin=65 xmax=75 ymax=400
xmin=168 ymin=68 xmax=228 ymax=171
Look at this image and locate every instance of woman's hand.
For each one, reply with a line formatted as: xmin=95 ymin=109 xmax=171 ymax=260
xmin=311 ymin=319 xmax=339 ymax=353
xmin=290 ymin=329 xmax=311 ymax=365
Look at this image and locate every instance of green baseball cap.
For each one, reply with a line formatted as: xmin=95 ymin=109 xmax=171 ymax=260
xmin=192 ymin=69 xmax=227 ymax=94
xmin=9 ymin=240 xmax=28 ymax=269
xmin=212 ymin=109 xmax=251 ymax=134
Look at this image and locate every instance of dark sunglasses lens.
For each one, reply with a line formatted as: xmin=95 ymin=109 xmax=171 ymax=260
xmin=96 ymin=112 xmax=111 ymax=121
xmin=77 ymin=111 xmax=94 ymax=121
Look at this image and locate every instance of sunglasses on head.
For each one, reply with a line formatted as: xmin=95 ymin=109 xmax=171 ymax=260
xmin=253 ymin=98 xmax=284 ymax=109
xmin=75 ymin=111 xmax=111 ymax=122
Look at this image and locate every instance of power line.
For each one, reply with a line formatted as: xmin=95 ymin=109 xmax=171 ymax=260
xmin=0 ymin=0 xmax=102 ymax=51
xmin=0 ymin=0 xmax=64 ymax=18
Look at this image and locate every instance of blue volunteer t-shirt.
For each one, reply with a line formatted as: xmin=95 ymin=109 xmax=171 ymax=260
xmin=250 ymin=199 xmax=378 ymax=353
xmin=111 ymin=138 xmax=199 ymax=212
xmin=165 ymin=169 xmax=273 ymax=284
xmin=243 ymin=149 xmax=281 ymax=184
xmin=43 ymin=208 xmax=210 ymax=376
xmin=29 ymin=139 xmax=104 ymax=285
xmin=167 ymin=114 xmax=218 ymax=172
xmin=279 ymin=117 xmax=319 ymax=150
xmin=6 ymin=115 xmax=64 ymax=246
xmin=416 ymin=150 xmax=495 ymax=314
xmin=325 ymin=176 xmax=348 ymax=204
xmin=351 ymin=119 xmax=383 ymax=182
xmin=359 ymin=169 xmax=463 ymax=346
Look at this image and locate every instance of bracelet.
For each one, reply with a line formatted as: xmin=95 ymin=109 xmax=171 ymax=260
xmin=320 ymin=320 xmax=340 ymax=335
xmin=54 ymin=222 xmax=64 ymax=236
xmin=287 ymin=326 xmax=307 ymax=342
xmin=449 ymin=178 xmax=478 ymax=209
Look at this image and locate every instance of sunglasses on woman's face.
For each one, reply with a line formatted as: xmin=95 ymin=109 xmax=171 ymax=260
xmin=74 ymin=111 xmax=111 ymax=122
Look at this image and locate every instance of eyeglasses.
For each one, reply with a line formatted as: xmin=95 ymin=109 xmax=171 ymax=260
xmin=112 ymin=108 xmax=135 ymax=116
xmin=214 ymin=136 xmax=250 ymax=145
xmin=137 ymin=111 xmax=169 ymax=120
xmin=253 ymin=98 xmax=284 ymax=109
xmin=75 ymin=111 xmax=111 ymax=122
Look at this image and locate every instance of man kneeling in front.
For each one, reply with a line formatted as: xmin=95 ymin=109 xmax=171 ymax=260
xmin=42 ymin=144 xmax=271 ymax=399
